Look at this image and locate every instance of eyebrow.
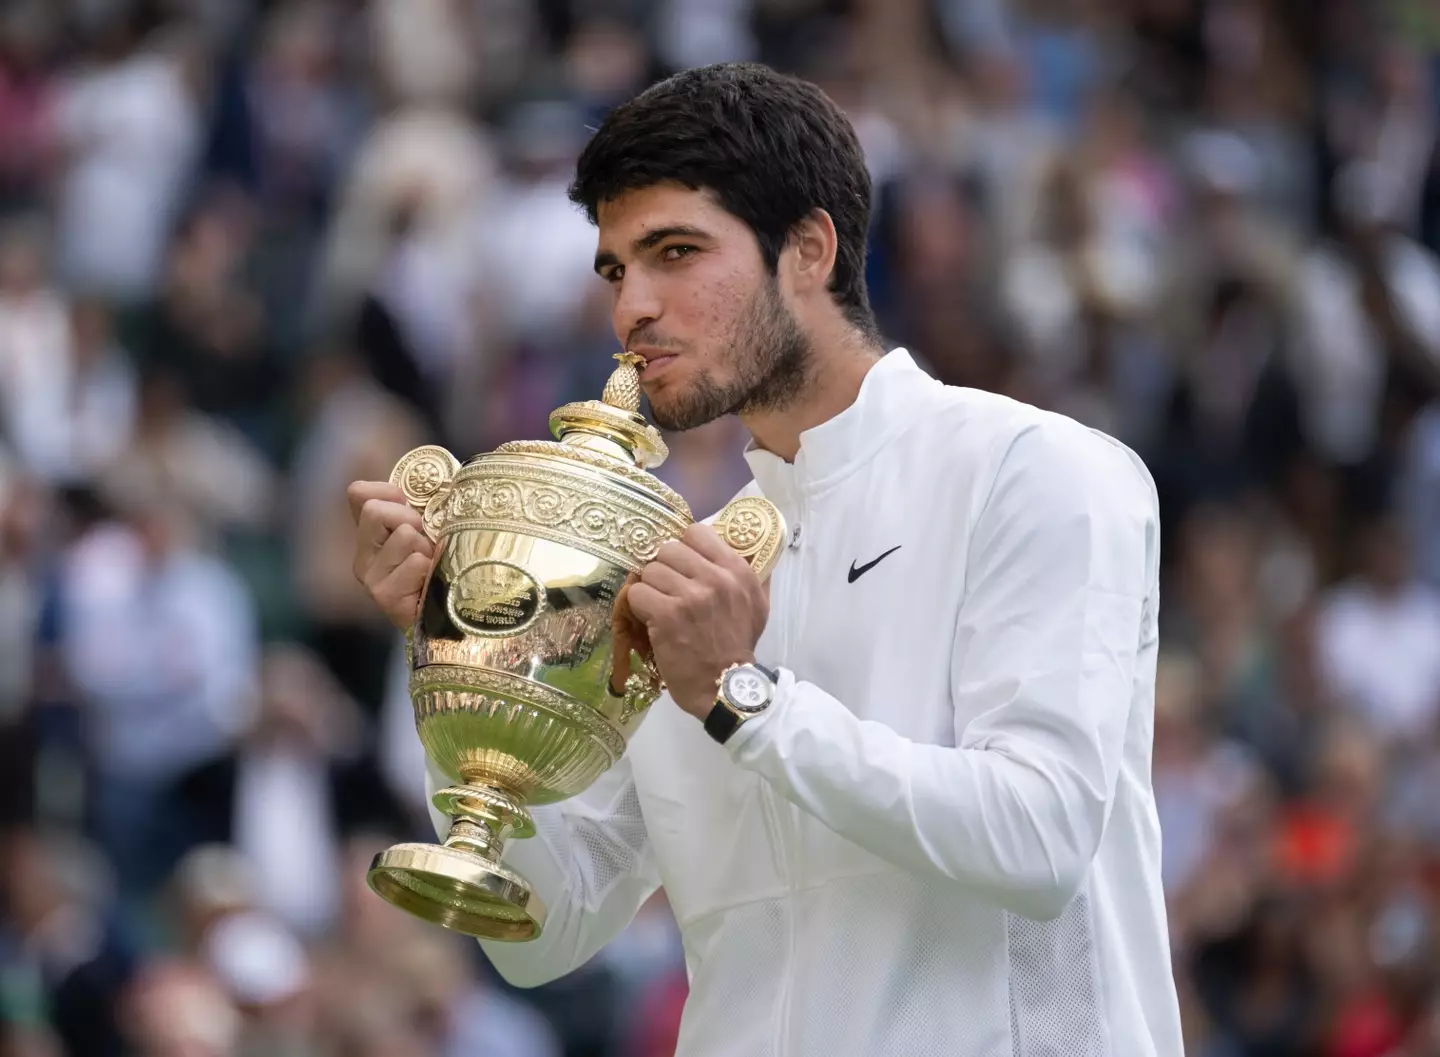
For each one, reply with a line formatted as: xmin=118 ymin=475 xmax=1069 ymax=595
xmin=593 ymin=224 xmax=713 ymax=275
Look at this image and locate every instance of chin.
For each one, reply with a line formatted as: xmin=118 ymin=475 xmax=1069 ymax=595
xmin=641 ymin=377 xmax=680 ymax=414
xmin=643 ymin=364 xmax=732 ymax=432
xmin=645 ymin=399 xmax=683 ymax=432
xmin=645 ymin=395 xmax=693 ymax=433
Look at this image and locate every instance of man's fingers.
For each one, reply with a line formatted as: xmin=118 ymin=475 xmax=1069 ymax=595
xmin=349 ymin=480 xmax=409 ymax=524
xmin=358 ymin=498 xmax=429 ymax=554
xmin=610 ymin=578 xmax=652 ymax=693
xmin=374 ymin=550 xmax=434 ymax=628
xmin=364 ymin=523 xmax=434 ymax=588
xmin=610 ymin=644 xmax=632 ymax=694
xmin=611 ymin=589 xmax=636 ymax=692
xmin=639 ymin=559 xmax=690 ymax=597
xmin=611 ymin=585 xmax=634 ymax=692
xmin=652 ymin=539 xmax=712 ymax=579
xmin=626 ymin=582 xmax=668 ymax=626
xmin=684 ymin=522 xmax=749 ymax=571
xmin=383 ymin=549 xmax=435 ymax=591
xmin=614 ymin=580 xmax=651 ymax=653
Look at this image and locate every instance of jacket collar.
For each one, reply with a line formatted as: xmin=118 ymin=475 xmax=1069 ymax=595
xmin=742 ymin=348 xmax=933 ymax=502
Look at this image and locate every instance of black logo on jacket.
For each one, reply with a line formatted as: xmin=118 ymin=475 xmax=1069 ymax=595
xmin=848 ymin=546 xmax=901 ymax=583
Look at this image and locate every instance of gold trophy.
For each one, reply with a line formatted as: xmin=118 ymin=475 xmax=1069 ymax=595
xmin=366 ymin=353 xmax=786 ymax=941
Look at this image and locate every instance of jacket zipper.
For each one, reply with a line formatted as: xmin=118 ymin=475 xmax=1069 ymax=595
xmin=768 ymin=492 xmax=807 ymax=1056
xmin=757 ymin=782 xmax=791 ymax=1054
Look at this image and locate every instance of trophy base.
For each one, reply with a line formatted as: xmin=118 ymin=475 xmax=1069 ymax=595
xmin=367 ymin=843 xmax=548 ymax=941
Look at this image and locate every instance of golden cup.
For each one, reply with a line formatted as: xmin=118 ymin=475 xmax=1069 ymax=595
xmin=366 ymin=353 xmax=786 ymax=941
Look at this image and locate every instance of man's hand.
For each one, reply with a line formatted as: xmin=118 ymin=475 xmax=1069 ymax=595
xmin=348 ymin=481 xmax=435 ymax=630
xmin=626 ymin=523 xmax=769 ymax=720
xmin=609 ymin=573 xmax=653 ymax=694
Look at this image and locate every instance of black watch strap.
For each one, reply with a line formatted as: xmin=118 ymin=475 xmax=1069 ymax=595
xmin=703 ymin=702 xmax=742 ymax=745
xmin=704 ymin=664 xmax=778 ymax=745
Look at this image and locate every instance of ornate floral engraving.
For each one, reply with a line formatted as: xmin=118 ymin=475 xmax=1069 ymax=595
xmin=428 ymin=460 xmax=689 ymax=571
xmin=712 ymin=496 xmax=787 ymax=580
xmin=572 ymin=501 xmax=613 ymax=540
xmin=493 ymin=440 xmax=689 ymax=516
xmin=390 ymin=445 xmax=461 ymax=513
xmin=525 ymin=486 xmax=569 ymax=526
xmin=723 ymin=508 xmax=765 ymax=548
xmin=408 ymin=458 xmax=445 ymax=496
xmin=616 ymin=659 xmax=663 ymax=724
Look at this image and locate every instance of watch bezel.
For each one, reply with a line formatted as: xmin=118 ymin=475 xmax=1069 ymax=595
xmin=720 ymin=663 xmax=775 ymax=715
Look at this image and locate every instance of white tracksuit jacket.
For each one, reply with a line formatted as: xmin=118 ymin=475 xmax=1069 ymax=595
xmin=425 ymin=349 xmax=1185 ymax=1056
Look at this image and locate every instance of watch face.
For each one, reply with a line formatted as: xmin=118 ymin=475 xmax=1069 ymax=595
xmin=723 ymin=666 xmax=772 ymax=713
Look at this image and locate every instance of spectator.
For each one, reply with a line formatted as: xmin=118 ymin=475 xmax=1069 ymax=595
xmin=1314 ymin=507 xmax=1440 ymax=745
xmin=120 ymin=193 xmax=288 ymax=454
xmin=0 ymin=3 xmax=1439 ymax=1056
xmin=1290 ymin=159 xmax=1440 ymax=467
xmin=0 ymin=2 xmax=60 ymax=213
xmin=118 ymin=960 xmax=241 ymax=1057
xmin=288 ymin=349 xmax=426 ymax=715
xmin=0 ymin=829 xmax=132 ymax=1057
xmin=172 ymin=644 xmax=407 ymax=938
xmin=104 ymin=367 xmax=276 ymax=541
xmin=59 ymin=494 xmax=259 ymax=894
xmin=49 ymin=10 xmax=202 ymax=303
xmin=201 ymin=910 xmax=323 ymax=1057
xmin=0 ymin=220 xmax=72 ymax=484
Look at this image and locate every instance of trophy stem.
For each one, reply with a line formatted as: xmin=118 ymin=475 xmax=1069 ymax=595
xmin=366 ymin=782 xmax=547 ymax=941
xmin=445 ymin=818 xmax=506 ymax=861
xmin=434 ymin=789 xmax=538 ymax=846
xmin=432 ymin=782 xmax=536 ymax=862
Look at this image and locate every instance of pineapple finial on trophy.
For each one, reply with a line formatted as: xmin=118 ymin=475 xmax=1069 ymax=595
xmin=547 ymin=349 xmax=668 ymax=469
xmin=602 ymin=351 xmax=646 ymax=412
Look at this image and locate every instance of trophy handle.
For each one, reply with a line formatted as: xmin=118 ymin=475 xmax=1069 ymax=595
xmin=389 ymin=445 xmax=461 ymax=540
xmin=606 ymin=497 xmax=786 ymax=710
xmin=712 ymin=496 xmax=788 ymax=581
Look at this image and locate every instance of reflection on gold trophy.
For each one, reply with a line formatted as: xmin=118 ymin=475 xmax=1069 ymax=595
xmin=366 ymin=353 xmax=786 ymax=941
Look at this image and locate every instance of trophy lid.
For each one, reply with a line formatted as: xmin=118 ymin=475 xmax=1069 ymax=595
xmin=491 ymin=352 xmax=691 ymax=519
xmin=549 ymin=352 xmax=668 ymax=468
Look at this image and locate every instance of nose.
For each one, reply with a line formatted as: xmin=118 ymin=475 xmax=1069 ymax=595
xmin=611 ymin=268 xmax=662 ymax=345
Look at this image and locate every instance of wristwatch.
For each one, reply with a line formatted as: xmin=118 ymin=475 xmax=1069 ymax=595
xmin=704 ymin=662 xmax=779 ymax=745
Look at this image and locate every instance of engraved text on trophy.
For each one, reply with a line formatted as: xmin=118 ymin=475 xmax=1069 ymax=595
xmin=447 ymin=561 xmax=545 ymax=636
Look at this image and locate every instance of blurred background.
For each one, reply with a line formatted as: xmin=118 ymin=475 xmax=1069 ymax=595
xmin=0 ymin=0 xmax=1438 ymax=1054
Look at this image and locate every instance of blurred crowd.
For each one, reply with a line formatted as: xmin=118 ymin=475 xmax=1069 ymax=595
xmin=0 ymin=0 xmax=1438 ymax=1055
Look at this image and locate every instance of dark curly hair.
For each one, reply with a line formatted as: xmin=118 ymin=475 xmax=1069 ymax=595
xmin=569 ymin=62 xmax=880 ymax=339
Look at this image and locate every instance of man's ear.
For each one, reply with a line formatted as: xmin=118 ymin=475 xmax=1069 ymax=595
xmin=783 ymin=208 xmax=839 ymax=296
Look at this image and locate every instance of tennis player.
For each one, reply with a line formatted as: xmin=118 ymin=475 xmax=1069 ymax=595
xmin=350 ymin=62 xmax=1183 ymax=1057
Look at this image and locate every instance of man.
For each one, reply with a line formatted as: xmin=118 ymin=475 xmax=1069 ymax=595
xmin=350 ymin=63 xmax=1183 ymax=1056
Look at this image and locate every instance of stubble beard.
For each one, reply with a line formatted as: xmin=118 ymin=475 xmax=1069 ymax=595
xmin=648 ymin=278 xmax=813 ymax=433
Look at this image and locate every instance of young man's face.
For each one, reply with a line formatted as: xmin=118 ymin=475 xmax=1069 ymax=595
xmin=593 ymin=182 xmax=809 ymax=431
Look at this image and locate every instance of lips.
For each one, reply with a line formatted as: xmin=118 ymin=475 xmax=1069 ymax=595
xmin=642 ymin=354 xmax=678 ymax=378
xmin=630 ymin=348 xmax=678 ymax=379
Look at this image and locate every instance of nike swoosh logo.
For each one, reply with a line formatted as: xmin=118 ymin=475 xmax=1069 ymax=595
xmin=848 ymin=545 xmax=901 ymax=583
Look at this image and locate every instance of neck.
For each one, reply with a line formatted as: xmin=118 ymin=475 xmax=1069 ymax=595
xmin=741 ymin=323 xmax=883 ymax=462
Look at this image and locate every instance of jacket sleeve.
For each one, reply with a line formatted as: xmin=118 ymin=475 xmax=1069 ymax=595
xmin=725 ymin=423 xmax=1160 ymax=921
xmin=425 ymin=753 xmax=661 ymax=987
